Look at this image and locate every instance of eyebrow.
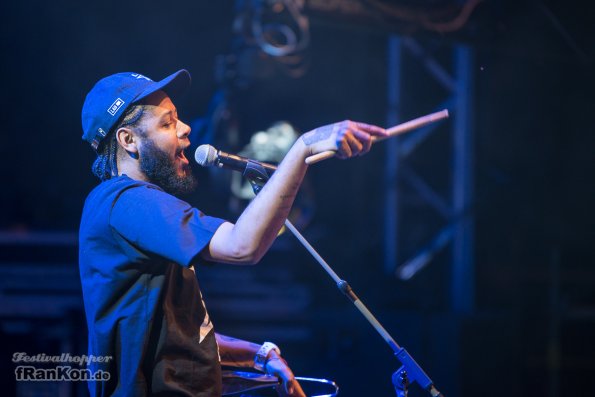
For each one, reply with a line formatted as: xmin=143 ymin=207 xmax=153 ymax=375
xmin=158 ymin=109 xmax=178 ymax=120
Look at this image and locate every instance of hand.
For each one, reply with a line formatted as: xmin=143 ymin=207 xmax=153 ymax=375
xmin=301 ymin=120 xmax=386 ymax=159
xmin=265 ymin=356 xmax=306 ymax=397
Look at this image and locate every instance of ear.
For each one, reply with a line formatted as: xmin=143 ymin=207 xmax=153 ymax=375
xmin=115 ymin=127 xmax=139 ymax=156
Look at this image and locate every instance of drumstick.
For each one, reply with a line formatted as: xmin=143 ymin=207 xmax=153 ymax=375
xmin=304 ymin=109 xmax=450 ymax=165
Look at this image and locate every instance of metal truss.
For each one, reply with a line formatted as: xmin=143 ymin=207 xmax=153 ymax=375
xmin=384 ymin=35 xmax=475 ymax=314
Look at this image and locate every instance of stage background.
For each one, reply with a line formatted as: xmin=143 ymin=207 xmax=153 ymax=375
xmin=1 ymin=1 xmax=594 ymax=396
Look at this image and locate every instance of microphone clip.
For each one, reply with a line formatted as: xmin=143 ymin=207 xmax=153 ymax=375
xmin=243 ymin=161 xmax=273 ymax=194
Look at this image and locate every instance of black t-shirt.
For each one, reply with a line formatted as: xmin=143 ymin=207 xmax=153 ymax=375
xmin=79 ymin=175 xmax=226 ymax=396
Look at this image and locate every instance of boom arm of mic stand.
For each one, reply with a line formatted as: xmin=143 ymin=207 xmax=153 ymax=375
xmin=244 ymin=170 xmax=443 ymax=396
xmin=283 ymin=220 xmax=444 ymax=397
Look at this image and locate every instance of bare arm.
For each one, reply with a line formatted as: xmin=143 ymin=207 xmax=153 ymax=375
xmin=216 ymin=333 xmax=262 ymax=368
xmin=202 ymin=138 xmax=309 ymax=264
xmin=215 ymin=333 xmax=306 ymax=397
xmin=202 ymin=120 xmax=386 ymax=264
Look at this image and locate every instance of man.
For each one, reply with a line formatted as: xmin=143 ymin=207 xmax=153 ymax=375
xmin=79 ymin=69 xmax=385 ymax=397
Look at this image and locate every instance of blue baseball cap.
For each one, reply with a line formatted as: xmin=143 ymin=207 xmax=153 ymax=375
xmin=81 ymin=69 xmax=191 ymax=150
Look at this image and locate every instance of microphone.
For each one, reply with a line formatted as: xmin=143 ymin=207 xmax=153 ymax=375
xmin=194 ymin=144 xmax=277 ymax=181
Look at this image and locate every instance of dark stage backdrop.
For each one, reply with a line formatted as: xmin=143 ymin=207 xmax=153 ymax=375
xmin=1 ymin=1 xmax=594 ymax=396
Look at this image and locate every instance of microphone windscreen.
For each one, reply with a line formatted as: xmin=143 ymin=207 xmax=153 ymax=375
xmin=195 ymin=144 xmax=217 ymax=167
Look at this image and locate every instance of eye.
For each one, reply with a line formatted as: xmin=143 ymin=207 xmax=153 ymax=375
xmin=163 ymin=120 xmax=176 ymax=128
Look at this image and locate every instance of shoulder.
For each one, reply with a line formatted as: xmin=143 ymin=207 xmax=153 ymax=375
xmin=82 ymin=176 xmax=174 ymax=221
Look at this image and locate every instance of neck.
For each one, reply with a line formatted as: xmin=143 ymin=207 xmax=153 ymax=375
xmin=117 ymin=157 xmax=147 ymax=182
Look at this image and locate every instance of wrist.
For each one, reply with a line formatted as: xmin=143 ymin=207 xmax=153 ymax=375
xmin=294 ymin=134 xmax=312 ymax=158
xmin=253 ymin=341 xmax=281 ymax=372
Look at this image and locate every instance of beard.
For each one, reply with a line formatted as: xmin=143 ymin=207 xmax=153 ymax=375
xmin=139 ymin=138 xmax=197 ymax=196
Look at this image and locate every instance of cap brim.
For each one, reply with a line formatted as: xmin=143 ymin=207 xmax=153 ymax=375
xmin=136 ymin=69 xmax=191 ymax=104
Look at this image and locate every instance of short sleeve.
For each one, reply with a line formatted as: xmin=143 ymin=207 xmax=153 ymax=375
xmin=109 ymin=184 xmax=226 ymax=267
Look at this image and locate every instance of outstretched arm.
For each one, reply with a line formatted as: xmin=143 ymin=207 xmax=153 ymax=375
xmin=202 ymin=120 xmax=386 ymax=265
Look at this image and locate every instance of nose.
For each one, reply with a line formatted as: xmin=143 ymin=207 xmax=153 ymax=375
xmin=177 ymin=119 xmax=191 ymax=139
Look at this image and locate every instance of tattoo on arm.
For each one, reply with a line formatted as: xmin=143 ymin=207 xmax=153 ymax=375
xmin=279 ymin=183 xmax=299 ymax=200
xmin=302 ymin=124 xmax=334 ymax=145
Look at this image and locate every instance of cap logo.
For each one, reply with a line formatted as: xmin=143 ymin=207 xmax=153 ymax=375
xmin=131 ymin=73 xmax=152 ymax=81
xmin=107 ymin=98 xmax=125 ymax=116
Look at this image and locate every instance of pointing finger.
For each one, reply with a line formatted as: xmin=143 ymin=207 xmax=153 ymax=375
xmin=353 ymin=121 xmax=387 ymax=136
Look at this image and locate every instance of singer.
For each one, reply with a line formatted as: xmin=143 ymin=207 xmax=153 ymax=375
xmin=79 ymin=70 xmax=386 ymax=397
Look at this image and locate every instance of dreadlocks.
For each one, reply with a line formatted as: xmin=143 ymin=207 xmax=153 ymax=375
xmin=91 ymin=104 xmax=148 ymax=181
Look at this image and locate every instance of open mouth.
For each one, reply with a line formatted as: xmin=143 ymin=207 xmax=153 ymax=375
xmin=176 ymin=149 xmax=189 ymax=164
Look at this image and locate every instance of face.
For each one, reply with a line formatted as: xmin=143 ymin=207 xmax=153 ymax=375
xmin=135 ymin=91 xmax=197 ymax=195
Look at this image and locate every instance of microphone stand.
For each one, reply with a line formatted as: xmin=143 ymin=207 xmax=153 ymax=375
xmin=243 ymin=165 xmax=444 ymax=397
